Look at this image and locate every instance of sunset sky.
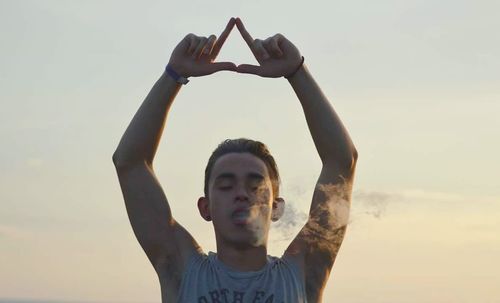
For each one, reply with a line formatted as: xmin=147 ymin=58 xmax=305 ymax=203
xmin=1 ymin=0 xmax=499 ymax=302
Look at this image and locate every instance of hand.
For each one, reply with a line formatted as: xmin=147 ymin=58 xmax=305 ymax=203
xmin=235 ymin=18 xmax=303 ymax=78
xmin=168 ymin=18 xmax=237 ymax=78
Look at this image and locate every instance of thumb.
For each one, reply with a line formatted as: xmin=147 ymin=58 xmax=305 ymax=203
xmin=206 ymin=62 xmax=237 ymax=74
xmin=236 ymin=64 xmax=262 ymax=76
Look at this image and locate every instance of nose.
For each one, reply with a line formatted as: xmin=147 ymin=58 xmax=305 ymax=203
xmin=234 ymin=185 xmax=250 ymax=202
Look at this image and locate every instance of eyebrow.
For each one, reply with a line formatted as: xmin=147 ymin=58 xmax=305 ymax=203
xmin=214 ymin=172 xmax=265 ymax=183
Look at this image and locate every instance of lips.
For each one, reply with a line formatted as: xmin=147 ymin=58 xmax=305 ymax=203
xmin=231 ymin=207 xmax=252 ymax=225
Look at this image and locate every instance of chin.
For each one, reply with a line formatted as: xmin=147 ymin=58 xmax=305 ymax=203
xmin=231 ymin=238 xmax=266 ymax=250
xmin=226 ymin=230 xmax=268 ymax=248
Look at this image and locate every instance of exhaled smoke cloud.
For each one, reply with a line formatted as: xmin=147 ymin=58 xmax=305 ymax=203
xmin=273 ymin=202 xmax=308 ymax=241
xmin=296 ymin=181 xmax=352 ymax=253
xmin=353 ymin=190 xmax=389 ymax=218
xmin=270 ymin=182 xmax=310 ymax=242
xmin=271 ymin=180 xmax=354 ymax=255
xmin=352 ymin=189 xmax=401 ymax=219
xmin=271 ymin=181 xmax=400 ymax=250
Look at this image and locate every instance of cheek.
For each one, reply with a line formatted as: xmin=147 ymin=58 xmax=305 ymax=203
xmin=254 ymin=189 xmax=272 ymax=219
xmin=209 ymin=197 xmax=231 ymax=221
xmin=255 ymin=185 xmax=271 ymax=203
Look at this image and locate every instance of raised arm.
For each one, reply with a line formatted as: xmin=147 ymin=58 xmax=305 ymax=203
xmin=111 ymin=18 xmax=237 ymax=297
xmin=285 ymin=59 xmax=358 ymax=301
xmin=234 ymin=18 xmax=358 ymax=301
xmin=113 ymin=18 xmax=237 ymax=167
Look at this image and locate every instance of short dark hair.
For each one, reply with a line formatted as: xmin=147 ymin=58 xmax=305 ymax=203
xmin=204 ymin=138 xmax=281 ymax=200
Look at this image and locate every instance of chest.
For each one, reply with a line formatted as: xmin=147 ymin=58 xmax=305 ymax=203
xmin=175 ymin=275 xmax=305 ymax=302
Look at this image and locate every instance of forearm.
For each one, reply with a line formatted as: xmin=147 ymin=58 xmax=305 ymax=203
xmin=288 ymin=64 xmax=357 ymax=166
xmin=113 ymin=72 xmax=181 ymax=167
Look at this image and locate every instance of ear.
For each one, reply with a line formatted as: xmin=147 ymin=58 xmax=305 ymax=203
xmin=197 ymin=196 xmax=212 ymax=221
xmin=271 ymin=197 xmax=285 ymax=222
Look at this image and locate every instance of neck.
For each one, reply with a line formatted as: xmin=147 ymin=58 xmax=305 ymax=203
xmin=216 ymin=240 xmax=268 ymax=272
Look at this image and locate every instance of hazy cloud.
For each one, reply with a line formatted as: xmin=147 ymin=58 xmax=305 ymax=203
xmin=352 ymin=189 xmax=402 ymax=219
xmin=25 ymin=157 xmax=44 ymax=168
xmin=0 ymin=224 xmax=32 ymax=240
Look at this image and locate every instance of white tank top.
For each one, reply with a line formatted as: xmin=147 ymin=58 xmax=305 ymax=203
xmin=176 ymin=251 xmax=308 ymax=302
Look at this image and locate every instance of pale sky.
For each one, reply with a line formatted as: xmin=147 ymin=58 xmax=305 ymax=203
xmin=1 ymin=0 xmax=499 ymax=302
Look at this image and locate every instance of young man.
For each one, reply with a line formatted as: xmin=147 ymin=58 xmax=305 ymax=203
xmin=112 ymin=17 xmax=358 ymax=303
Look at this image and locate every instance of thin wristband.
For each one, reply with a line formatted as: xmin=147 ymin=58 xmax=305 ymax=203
xmin=165 ymin=64 xmax=190 ymax=85
xmin=284 ymin=56 xmax=305 ymax=79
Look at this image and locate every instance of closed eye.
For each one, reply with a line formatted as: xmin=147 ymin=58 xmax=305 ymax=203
xmin=219 ymin=186 xmax=259 ymax=191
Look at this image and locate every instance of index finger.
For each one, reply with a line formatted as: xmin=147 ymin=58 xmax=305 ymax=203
xmin=235 ymin=18 xmax=254 ymax=47
xmin=211 ymin=17 xmax=236 ymax=58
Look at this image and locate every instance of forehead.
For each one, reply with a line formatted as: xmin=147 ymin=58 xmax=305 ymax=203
xmin=210 ymin=153 xmax=269 ymax=181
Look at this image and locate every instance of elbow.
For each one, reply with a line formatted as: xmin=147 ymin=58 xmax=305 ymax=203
xmin=340 ymin=147 xmax=359 ymax=166
xmin=112 ymin=151 xmax=133 ymax=169
xmin=112 ymin=152 xmax=126 ymax=169
xmin=112 ymin=151 xmax=125 ymax=167
xmin=112 ymin=152 xmax=119 ymax=165
xmin=345 ymin=149 xmax=358 ymax=174
xmin=323 ymin=149 xmax=358 ymax=175
xmin=112 ymin=152 xmax=152 ymax=169
xmin=352 ymin=147 xmax=358 ymax=162
xmin=349 ymin=148 xmax=358 ymax=171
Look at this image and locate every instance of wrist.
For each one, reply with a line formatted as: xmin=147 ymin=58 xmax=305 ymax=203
xmin=286 ymin=63 xmax=307 ymax=83
xmin=284 ymin=56 xmax=305 ymax=80
xmin=165 ymin=63 xmax=190 ymax=85
xmin=161 ymin=70 xmax=183 ymax=88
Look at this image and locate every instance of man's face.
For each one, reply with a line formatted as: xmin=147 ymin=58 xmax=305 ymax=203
xmin=207 ymin=152 xmax=274 ymax=248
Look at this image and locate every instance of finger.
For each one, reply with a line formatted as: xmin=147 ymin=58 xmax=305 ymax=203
xmin=236 ymin=64 xmax=262 ymax=76
xmin=186 ymin=34 xmax=198 ymax=55
xmin=203 ymin=35 xmax=217 ymax=55
xmin=211 ymin=17 xmax=236 ymax=58
xmin=254 ymin=39 xmax=271 ymax=60
xmin=192 ymin=37 xmax=208 ymax=59
xmin=265 ymin=36 xmax=283 ymax=57
xmin=205 ymin=61 xmax=238 ymax=74
xmin=235 ymin=18 xmax=254 ymax=48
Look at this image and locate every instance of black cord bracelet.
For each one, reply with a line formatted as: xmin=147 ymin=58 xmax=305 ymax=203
xmin=284 ymin=56 xmax=305 ymax=79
